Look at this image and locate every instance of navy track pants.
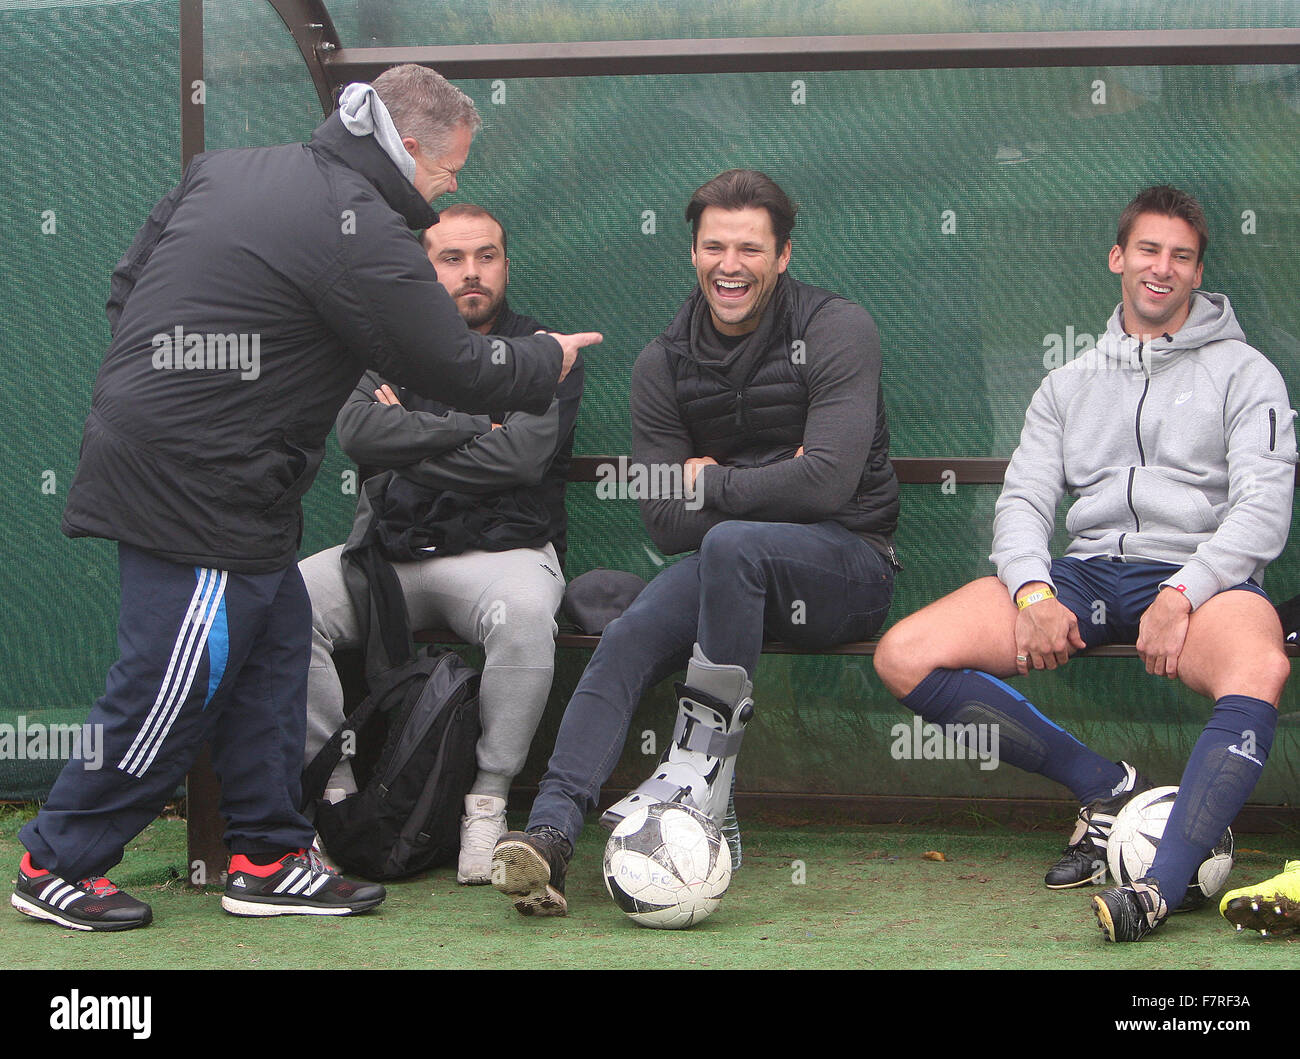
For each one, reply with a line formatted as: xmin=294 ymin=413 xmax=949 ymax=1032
xmin=21 ymin=543 xmax=316 ymax=880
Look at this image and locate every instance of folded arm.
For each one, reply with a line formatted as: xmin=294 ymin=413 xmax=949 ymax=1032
xmin=693 ymin=301 xmax=880 ymax=521
xmin=336 ymin=370 xmax=489 ymax=469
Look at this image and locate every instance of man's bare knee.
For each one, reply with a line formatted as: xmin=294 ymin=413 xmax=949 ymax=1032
xmin=874 ymin=620 xmax=933 ymax=698
xmin=1191 ymin=643 xmax=1290 ymax=704
xmin=1252 ymin=649 xmax=1291 ymax=702
xmin=1185 ymin=595 xmax=1291 ymax=702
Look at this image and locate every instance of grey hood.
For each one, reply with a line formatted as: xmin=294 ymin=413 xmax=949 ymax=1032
xmin=992 ymin=291 xmax=1297 ymax=609
xmin=1085 ymin=290 xmax=1248 ymax=374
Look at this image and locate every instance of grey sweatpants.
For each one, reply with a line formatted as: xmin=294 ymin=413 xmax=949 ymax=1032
xmin=299 ymin=542 xmax=565 ymax=800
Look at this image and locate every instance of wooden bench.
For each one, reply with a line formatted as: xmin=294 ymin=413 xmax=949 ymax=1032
xmin=183 ymin=453 xmax=1299 ymax=879
xmin=416 ymin=454 xmax=1298 ymax=659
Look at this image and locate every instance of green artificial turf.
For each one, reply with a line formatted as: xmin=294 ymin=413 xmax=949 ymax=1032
xmin=2 ymin=805 xmax=1296 ymax=971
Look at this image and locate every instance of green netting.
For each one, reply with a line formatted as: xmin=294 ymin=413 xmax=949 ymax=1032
xmin=0 ymin=0 xmax=180 ymax=798
xmin=0 ymin=0 xmax=1297 ymax=804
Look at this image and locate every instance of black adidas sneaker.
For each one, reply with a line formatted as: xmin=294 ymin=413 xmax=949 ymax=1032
xmin=11 ymin=853 xmax=153 ymax=931
xmin=221 ymin=848 xmax=385 ymax=917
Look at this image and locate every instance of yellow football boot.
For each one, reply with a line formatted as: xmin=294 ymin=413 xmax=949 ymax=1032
xmin=1219 ymin=860 xmax=1300 ymax=937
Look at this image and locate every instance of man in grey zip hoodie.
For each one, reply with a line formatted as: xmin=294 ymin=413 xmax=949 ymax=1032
xmin=875 ymin=185 xmax=1296 ymax=943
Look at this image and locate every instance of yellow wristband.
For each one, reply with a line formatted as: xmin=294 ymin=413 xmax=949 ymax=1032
xmin=1016 ymin=587 xmax=1055 ymax=611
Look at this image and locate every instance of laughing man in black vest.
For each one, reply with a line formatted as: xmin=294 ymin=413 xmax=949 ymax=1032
xmin=491 ymin=169 xmax=901 ymax=916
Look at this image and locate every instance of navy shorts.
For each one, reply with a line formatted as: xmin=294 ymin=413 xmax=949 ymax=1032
xmin=1049 ymin=556 xmax=1269 ymax=649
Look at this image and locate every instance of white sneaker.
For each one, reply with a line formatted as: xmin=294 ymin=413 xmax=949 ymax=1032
xmin=458 ymin=795 xmax=508 ymax=885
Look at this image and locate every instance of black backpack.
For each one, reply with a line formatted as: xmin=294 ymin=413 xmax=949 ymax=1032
xmin=301 ymin=645 xmax=481 ymax=881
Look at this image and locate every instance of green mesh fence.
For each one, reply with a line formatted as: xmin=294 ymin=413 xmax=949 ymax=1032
xmin=0 ymin=0 xmax=182 ymax=798
xmin=0 ymin=0 xmax=1297 ymax=805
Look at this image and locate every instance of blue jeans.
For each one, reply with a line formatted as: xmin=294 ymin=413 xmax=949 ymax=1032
xmin=529 ymin=519 xmax=896 ymax=843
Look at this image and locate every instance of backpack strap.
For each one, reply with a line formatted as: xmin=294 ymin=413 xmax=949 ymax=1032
xmin=300 ymin=649 xmax=444 ymax=815
xmin=341 ymin=471 xmax=418 ymax=681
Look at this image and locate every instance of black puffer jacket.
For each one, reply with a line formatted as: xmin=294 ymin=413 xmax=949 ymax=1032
xmin=61 ymin=112 xmax=562 ymax=572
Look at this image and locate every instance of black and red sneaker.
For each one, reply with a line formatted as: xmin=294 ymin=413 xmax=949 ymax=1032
xmin=222 ymin=848 xmax=385 ymax=917
xmin=11 ymin=853 xmax=153 ymax=932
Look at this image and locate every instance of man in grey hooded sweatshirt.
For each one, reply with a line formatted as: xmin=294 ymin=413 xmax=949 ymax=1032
xmin=875 ymin=185 xmax=1296 ymax=943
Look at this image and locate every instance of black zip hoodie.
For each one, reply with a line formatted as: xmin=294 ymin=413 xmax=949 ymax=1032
xmin=61 ymin=112 xmax=562 ymax=572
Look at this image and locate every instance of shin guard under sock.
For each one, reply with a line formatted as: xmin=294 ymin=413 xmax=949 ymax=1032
xmin=1149 ymin=695 xmax=1276 ymax=909
xmin=901 ymin=668 xmax=1125 ymax=803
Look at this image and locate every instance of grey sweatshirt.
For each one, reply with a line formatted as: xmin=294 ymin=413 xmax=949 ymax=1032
xmin=992 ymin=291 xmax=1297 ymax=609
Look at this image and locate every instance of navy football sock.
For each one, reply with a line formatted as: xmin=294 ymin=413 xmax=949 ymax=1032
xmin=1149 ymin=695 xmax=1276 ymax=909
xmin=901 ymin=668 xmax=1125 ymax=803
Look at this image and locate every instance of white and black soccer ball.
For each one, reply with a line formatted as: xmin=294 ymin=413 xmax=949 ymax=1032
xmin=603 ymin=802 xmax=732 ymax=929
xmin=1106 ymin=785 xmax=1235 ymax=909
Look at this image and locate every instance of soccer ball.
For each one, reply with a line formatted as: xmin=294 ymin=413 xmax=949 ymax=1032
xmin=1106 ymin=785 xmax=1235 ymax=909
xmin=603 ymin=802 xmax=732 ymax=929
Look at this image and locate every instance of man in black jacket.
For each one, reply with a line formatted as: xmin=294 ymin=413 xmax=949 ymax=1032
xmin=492 ymin=170 xmax=899 ymax=916
xmin=300 ymin=204 xmax=584 ymax=885
xmin=13 ymin=65 xmax=599 ymax=931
